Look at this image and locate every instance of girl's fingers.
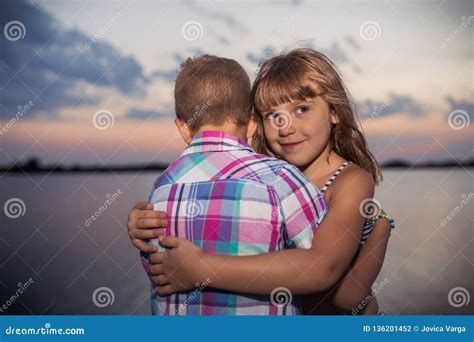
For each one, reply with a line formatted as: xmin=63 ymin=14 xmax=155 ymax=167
xmin=132 ymin=228 xmax=165 ymax=240
xmin=149 ymin=251 xmax=167 ymax=264
xmin=131 ymin=239 xmax=157 ymax=253
xmin=159 ymin=236 xmax=180 ymax=248
xmin=133 ymin=201 xmax=153 ymax=210
xmin=149 ymin=263 xmax=164 ymax=276
xmin=151 ymin=275 xmax=168 ymax=286
xmin=156 ymin=285 xmax=174 ymax=296
xmin=136 ymin=210 xmax=167 ymax=219
xmin=136 ymin=218 xmax=168 ymax=229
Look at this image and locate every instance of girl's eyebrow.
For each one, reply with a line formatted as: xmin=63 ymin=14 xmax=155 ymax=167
xmin=291 ymin=100 xmax=312 ymax=108
xmin=261 ymin=101 xmax=311 ymax=115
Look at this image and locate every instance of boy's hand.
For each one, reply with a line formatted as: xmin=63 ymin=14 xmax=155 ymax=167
xmin=148 ymin=236 xmax=203 ymax=296
xmin=127 ymin=201 xmax=168 ymax=253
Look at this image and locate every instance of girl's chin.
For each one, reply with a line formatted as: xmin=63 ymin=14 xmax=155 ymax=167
xmin=277 ymin=153 xmax=309 ymax=167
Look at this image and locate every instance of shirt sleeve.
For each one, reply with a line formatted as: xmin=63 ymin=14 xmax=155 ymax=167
xmin=273 ymin=163 xmax=327 ymax=249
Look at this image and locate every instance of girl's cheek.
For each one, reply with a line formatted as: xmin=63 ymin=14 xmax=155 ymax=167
xmin=263 ymin=124 xmax=277 ymax=141
xmin=305 ymin=114 xmax=330 ymax=137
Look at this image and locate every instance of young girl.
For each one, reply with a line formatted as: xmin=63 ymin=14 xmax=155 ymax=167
xmin=128 ymin=49 xmax=393 ymax=315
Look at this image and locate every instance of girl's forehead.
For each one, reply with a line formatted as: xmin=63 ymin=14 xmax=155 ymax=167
xmin=264 ymin=97 xmax=319 ymax=111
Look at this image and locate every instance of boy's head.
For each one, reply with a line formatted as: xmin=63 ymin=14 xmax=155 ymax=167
xmin=174 ymin=55 xmax=255 ymax=143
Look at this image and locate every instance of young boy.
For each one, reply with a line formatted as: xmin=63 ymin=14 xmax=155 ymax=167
xmin=139 ymin=55 xmax=327 ymax=315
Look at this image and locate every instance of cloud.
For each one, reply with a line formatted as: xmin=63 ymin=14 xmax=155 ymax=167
xmin=0 ymin=0 xmax=147 ymax=117
xmin=184 ymin=0 xmax=249 ymax=34
xmin=360 ymin=94 xmax=473 ymax=121
xmin=149 ymin=48 xmax=208 ymax=83
xmin=290 ymin=0 xmax=304 ymax=6
xmin=245 ymin=38 xmax=361 ymax=73
xmin=150 ymin=69 xmax=178 ymax=83
xmin=446 ymin=96 xmax=474 ymax=124
xmin=344 ymin=35 xmax=361 ymax=51
xmin=124 ymin=108 xmax=171 ymax=120
xmin=321 ymin=42 xmax=349 ymax=65
xmin=246 ymin=46 xmax=277 ymax=66
xmin=357 ymin=93 xmax=425 ymax=119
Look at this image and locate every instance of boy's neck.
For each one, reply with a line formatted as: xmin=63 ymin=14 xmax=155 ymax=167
xmin=195 ymin=123 xmax=248 ymax=142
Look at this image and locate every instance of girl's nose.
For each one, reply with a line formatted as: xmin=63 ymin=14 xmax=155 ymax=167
xmin=278 ymin=123 xmax=296 ymax=136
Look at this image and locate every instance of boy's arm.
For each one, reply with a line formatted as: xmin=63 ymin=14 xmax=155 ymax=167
xmin=331 ymin=216 xmax=391 ymax=310
xmin=150 ymin=167 xmax=374 ymax=296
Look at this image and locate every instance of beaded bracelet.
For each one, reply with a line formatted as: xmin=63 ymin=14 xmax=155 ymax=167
xmin=370 ymin=212 xmax=396 ymax=233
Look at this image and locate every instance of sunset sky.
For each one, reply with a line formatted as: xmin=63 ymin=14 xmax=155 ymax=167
xmin=0 ymin=0 xmax=472 ymax=166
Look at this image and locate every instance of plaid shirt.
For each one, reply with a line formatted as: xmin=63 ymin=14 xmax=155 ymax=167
xmin=141 ymin=131 xmax=327 ymax=315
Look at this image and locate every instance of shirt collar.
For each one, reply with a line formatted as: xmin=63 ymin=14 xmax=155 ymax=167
xmin=182 ymin=130 xmax=254 ymax=156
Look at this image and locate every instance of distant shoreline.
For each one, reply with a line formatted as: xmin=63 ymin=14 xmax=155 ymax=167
xmin=1 ymin=158 xmax=473 ymax=174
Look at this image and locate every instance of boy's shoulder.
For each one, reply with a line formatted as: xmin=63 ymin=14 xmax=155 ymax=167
xmin=231 ymin=151 xmax=300 ymax=184
xmin=155 ymin=149 xmax=300 ymax=188
xmin=152 ymin=153 xmax=190 ymax=189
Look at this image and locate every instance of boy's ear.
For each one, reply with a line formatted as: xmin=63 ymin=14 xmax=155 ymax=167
xmin=246 ymin=115 xmax=258 ymax=140
xmin=174 ymin=119 xmax=193 ymax=144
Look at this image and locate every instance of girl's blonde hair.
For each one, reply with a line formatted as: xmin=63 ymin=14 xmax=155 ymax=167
xmin=250 ymin=48 xmax=382 ymax=184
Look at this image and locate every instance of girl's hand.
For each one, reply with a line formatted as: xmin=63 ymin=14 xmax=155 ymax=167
xmin=127 ymin=201 xmax=168 ymax=253
xmin=148 ymin=236 xmax=204 ymax=296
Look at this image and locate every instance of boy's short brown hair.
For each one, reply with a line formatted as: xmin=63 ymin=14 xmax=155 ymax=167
xmin=174 ymin=55 xmax=251 ymax=131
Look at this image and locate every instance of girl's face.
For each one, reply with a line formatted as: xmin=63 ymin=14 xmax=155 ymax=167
xmin=261 ymin=96 xmax=334 ymax=168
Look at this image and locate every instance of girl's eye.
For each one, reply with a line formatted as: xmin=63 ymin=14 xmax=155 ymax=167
xmin=295 ymin=106 xmax=308 ymax=114
xmin=266 ymin=112 xmax=280 ymax=121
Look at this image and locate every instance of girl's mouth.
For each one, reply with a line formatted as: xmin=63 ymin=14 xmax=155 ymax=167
xmin=280 ymin=141 xmax=304 ymax=153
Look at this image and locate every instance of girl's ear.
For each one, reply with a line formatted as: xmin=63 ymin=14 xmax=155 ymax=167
xmin=330 ymin=110 xmax=340 ymax=124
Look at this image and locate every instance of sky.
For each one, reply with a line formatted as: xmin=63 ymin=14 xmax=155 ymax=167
xmin=0 ymin=0 xmax=472 ymax=166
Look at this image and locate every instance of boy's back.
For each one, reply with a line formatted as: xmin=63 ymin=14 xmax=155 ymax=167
xmin=141 ymin=130 xmax=326 ymax=315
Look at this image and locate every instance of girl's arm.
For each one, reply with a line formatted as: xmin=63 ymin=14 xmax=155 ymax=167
xmin=331 ymin=216 xmax=391 ymax=310
xmin=150 ymin=168 xmax=375 ymax=296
